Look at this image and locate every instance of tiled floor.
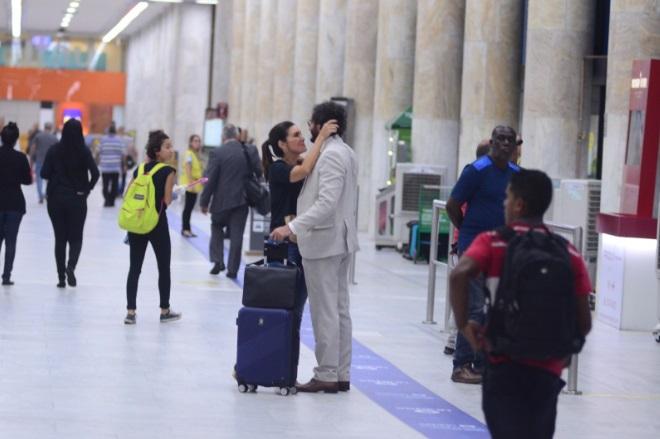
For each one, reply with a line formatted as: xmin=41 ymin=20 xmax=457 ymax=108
xmin=1 ymin=189 xmax=659 ymax=438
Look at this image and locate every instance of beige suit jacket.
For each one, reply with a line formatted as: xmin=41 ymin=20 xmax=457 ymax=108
xmin=290 ymin=136 xmax=359 ymax=260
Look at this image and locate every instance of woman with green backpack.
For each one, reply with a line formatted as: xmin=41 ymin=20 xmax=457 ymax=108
xmin=120 ymin=130 xmax=180 ymax=324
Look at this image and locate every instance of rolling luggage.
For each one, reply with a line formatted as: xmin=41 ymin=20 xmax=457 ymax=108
xmin=234 ymin=307 xmax=297 ymax=396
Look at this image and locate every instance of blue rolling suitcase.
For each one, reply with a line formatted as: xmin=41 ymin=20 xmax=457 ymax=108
xmin=235 ymin=307 xmax=298 ymax=396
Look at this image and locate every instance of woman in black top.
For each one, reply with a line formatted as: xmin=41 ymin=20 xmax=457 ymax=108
xmin=41 ymin=119 xmax=100 ymax=288
xmin=124 ymin=130 xmax=180 ymax=325
xmin=0 ymin=123 xmax=33 ymax=285
xmin=261 ymin=119 xmax=337 ymax=367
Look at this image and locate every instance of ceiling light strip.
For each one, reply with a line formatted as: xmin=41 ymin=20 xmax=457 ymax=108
xmin=11 ymin=0 xmax=22 ymax=39
xmin=101 ymin=2 xmax=150 ymax=43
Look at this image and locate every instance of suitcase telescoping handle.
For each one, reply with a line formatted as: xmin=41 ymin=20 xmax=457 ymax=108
xmin=264 ymin=237 xmax=291 ymax=265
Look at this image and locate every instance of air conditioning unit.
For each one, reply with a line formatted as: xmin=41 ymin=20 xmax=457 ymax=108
xmin=544 ymin=178 xmax=562 ymax=222
xmin=375 ymin=163 xmax=447 ymax=249
xmin=553 ymin=179 xmax=601 ymax=260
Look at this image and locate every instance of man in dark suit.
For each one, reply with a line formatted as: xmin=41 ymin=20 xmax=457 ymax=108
xmin=200 ymin=124 xmax=262 ymax=278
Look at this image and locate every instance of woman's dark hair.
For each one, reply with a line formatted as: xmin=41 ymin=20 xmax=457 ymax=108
xmin=189 ymin=134 xmax=201 ymax=148
xmin=261 ymin=121 xmax=294 ymax=181
xmin=509 ymin=169 xmax=553 ymax=219
xmin=59 ymin=119 xmax=88 ymax=173
xmin=311 ymin=101 xmax=346 ymax=137
xmin=146 ymin=130 xmax=170 ymax=160
xmin=1 ymin=122 xmax=19 ymax=147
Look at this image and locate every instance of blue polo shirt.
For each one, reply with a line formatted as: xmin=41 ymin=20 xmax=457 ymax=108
xmin=451 ymin=156 xmax=520 ymax=252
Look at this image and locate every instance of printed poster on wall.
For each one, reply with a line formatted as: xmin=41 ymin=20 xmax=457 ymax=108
xmin=596 ymin=234 xmax=625 ymax=328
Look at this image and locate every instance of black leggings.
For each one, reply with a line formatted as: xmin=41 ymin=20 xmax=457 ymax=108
xmin=181 ymin=191 xmax=198 ymax=232
xmin=126 ymin=217 xmax=171 ymax=310
xmin=47 ymin=191 xmax=88 ymax=279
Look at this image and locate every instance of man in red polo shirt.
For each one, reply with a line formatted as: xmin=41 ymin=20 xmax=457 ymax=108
xmin=450 ymin=169 xmax=592 ymax=439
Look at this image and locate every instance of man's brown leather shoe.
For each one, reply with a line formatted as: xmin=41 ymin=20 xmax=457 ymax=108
xmin=338 ymin=381 xmax=350 ymax=392
xmin=296 ymin=379 xmax=339 ymax=393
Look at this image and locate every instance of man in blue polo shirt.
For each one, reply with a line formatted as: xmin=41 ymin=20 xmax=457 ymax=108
xmin=446 ymin=125 xmax=519 ymax=384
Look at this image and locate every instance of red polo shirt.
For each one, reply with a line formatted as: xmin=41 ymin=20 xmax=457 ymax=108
xmin=464 ymin=222 xmax=592 ymax=376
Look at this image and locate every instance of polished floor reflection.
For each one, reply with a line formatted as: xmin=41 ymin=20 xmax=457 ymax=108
xmin=0 ymin=189 xmax=658 ymax=438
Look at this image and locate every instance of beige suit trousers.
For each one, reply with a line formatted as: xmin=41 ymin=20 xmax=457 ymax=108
xmin=302 ymin=253 xmax=353 ymax=382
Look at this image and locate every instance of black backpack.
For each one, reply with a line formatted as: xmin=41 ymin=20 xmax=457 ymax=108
xmin=485 ymin=226 xmax=585 ymax=360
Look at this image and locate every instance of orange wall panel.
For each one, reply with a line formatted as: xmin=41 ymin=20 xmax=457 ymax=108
xmin=0 ymin=67 xmax=126 ymax=105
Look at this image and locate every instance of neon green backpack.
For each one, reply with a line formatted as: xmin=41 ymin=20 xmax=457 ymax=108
xmin=118 ymin=163 xmax=168 ymax=234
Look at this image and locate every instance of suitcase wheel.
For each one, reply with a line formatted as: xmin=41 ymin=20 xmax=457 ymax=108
xmin=238 ymin=383 xmax=257 ymax=393
xmin=279 ymin=387 xmax=290 ymax=396
xmin=238 ymin=384 xmax=248 ymax=393
xmin=248 ymin=384 xmax=257 ymax=392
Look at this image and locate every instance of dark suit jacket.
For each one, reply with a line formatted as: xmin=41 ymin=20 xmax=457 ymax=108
xmin=200 ymin=139 xmax=262 ymax=214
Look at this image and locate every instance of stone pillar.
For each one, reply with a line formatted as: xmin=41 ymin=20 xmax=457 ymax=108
xmin=370 ymin=0 xmax=417 ymax=233
xmin=521 ymin=1 xmax=595 ymax=178
xmin=272 ymin=0 xmax=297 ymax=125
xmin=228 ymin=0 xmax=245 ymax=125
xmin=254 ymin=0 xmax=278 ymax=144
xmin=291 ymin=0 xmax=320 ymax=138
xmin=600 ymin=1 xmax=660 ymax=212
xmin=343 ymin=0 xmax=379 ymax=231
xmin=458 ymin=0 xmax=522 ymax=170
xmin=411 ymin=0 xmax=465 ymax=183
xmin=211 ymin=0 xmax=233 ymax=106
xmin=239 ymin=0 xmax=261 ymax=136
xmin=315 ymin=0 xmax=347 ymax=101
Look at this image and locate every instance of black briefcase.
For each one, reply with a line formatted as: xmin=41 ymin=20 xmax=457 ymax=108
xmin=242 ymin=240 xmax=300 ymax=309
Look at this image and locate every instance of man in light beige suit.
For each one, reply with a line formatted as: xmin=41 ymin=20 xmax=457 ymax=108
xmin=271 ymin=102 xmax=359 ymax=393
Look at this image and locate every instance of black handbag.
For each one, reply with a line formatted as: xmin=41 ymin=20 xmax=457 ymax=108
xmin=241 ymin=144 xmax=270 ymax=215
xmin=242 ymin=260 xmax=300 ymax=309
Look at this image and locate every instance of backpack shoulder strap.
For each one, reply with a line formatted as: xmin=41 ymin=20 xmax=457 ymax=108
xmin=147 ymin=162 xmax=167 ymax=176
xmin=137 ymin=163 xmax=146 ymax=176
xmin=496 ymin=226 xmax=516 ymax=242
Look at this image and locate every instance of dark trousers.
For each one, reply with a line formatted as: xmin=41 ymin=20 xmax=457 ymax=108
xmin=453 ymin=273 xmax=486 ymax=370
xmin=182 ymin=191 xmax=198 ymax=232
xmin=482 ymin=361 xmax=565 ymax=439
xmin=102 ymin=172 xmax=119 ymax=206
xmin=119 ymin=172 xmax=127 ymax=196
xmin=47 ymin=191 xmax=88 ymax=280
xmin=210 ymin=205 xmax=248 ymax=276
xmin=0 ymin=211 xmax=23 ymax=281
xmin=287 ymin=243 xmax=308 ymax=368
xmin=126 ymin=217 xmax=171 ymax=310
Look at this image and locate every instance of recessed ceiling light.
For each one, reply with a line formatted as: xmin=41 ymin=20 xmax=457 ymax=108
xmin=70 ymin=1 xmax=80 ymax=7
xmin=67 ymin=7 xmax=76 ymax=13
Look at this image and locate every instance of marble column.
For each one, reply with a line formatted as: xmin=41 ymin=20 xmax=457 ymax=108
xmin=239 ymin=0 xmax=261 ymax=137
xmin=411 ymin=0 xmax=465 ymax=183
xmin=521 ymin=1 xmax=595 ymax=178
xmin=458 ymin=0 xmax=522 ymax=170
xmin=291 ymin=0 xmax=320 ymax=138
xmin=370 ymin=0 xmax=417 ymax=233
xmin=600 ymin=1 xmax=660 ymax=212
xmin=343 ymin=0 xmax=379 ymax=231
xmin=254 ymin=0 xmax=278 ymax=144
xmin=228 ymin=0 xmax=245 ymax=125
xmin=315 ymin=0 xmax=347 ymax=101
xmin=211 ymin=0 xmax=233 ymax=106
xmin=272 ymin=0 xmax=297 ymax=125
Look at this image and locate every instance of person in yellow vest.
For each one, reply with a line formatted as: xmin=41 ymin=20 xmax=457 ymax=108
xmin=181 ymin=134 xmax=203 ymax=237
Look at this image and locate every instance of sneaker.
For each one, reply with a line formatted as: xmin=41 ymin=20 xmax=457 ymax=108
xmin=160 ymin=309 xmax=182 ymax=323
xmin=124 ymin=313 xmax=136 ymax=325
xmin=451 ymin=364 xmax=482 ymax=384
